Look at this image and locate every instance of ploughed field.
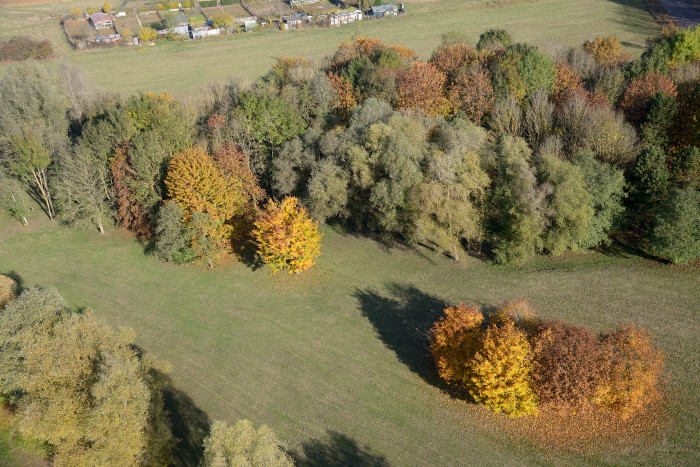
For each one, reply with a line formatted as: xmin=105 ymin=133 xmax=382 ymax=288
xmin=0 ymin=213 xmax=697 ymax=466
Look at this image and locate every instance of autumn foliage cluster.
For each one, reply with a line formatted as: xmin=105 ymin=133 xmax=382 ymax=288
xmin=430 ymin=300 xmax=664 ymax=419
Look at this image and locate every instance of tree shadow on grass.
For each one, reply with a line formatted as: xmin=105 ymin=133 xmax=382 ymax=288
xmin=2 ymin=271 xmax=24 ymax=289
xmin=354 ymin=283 xmax=478 ymax=402
xmin=290 ymin=431 xmax=390 ymax=467
xmin=161 ymin=378 xmax=211 ymax=467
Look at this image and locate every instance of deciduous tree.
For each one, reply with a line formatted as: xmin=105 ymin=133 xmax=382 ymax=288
xmin=253 ymin=197 xmax=322 ymax=273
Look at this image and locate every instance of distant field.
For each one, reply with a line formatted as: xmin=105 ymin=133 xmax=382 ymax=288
xmin=0 ymin=211 xmax=697 ymax=466
xmin=0 ymin=0 xmax=661 ymax=96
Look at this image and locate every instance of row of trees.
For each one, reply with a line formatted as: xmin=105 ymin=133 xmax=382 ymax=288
xmin=0 ymin=27 xmax=698 ymax=265
xmin=430 ymin=300 xmax=664 ymax=419
xmin=0 ymin=276 xmax=292 ymax=466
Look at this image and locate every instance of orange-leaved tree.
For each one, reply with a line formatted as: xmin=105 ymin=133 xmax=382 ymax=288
xmin=253 ymin=197 xmax=322 ymax=273
xmin=430 ymin=304 xmax=484 ymax=389
xmin=620 ymin=73 xmax=677 ymax=124
xmin=396 ymin=62 xmax=451 ymax=117
xmin=469 ymin=320 xmax=539 ymax=417
xmin=327 ymin=72 xmax=357 ymax=120
xmin=583 ymin=36 xmax=624 ymax=66
xmin=165 ymin=147 xmax=252 ymax=252
xmin=594 ymin=326 xmax=664 ymax=419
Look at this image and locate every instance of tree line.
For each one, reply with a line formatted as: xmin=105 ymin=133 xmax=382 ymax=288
xmin=0 ymin=26 xmax=698 ymax=267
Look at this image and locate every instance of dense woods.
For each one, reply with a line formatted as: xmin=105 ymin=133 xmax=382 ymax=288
xmin=1 ymin=27 xmax=698 ymax=266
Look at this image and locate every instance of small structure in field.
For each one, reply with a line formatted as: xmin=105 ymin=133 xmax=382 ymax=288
xmin=89 ymin=12 xmax=113 ymax=28
xmin=192 ymin=25 xmax=221 ymax=38
xmin=290 ymin=0 xmax=318 ymax=4
xmin=281 ymin=12 xmax=310 ymax=30
xmin=371 ymin=4 xmax=398 ymax=17
xmin=330 ymin=9 xmax=362 ymax=26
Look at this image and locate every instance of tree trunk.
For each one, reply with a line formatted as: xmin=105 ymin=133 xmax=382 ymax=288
xmin=97 ymin=218 xmax=104 ymax=234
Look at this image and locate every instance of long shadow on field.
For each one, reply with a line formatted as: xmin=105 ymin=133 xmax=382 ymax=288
xmin=291 ymin=431 xmax=390 ymax=467
xmin=160 ymin=375 xmax=211 ymax=467
xmin=354 ymin=284 xmax=447 ymax=384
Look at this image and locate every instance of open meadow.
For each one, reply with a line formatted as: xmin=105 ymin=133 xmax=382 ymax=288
xmin=0 ymin=211 xmax=697 ymax=465
xmin=0 ymin=0 xmax=662 ymax=96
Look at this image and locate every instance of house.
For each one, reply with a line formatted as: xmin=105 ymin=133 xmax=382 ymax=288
xmin=371 ymin=4 xmax=398 ymax=17
xmin=330 ymin=9 xmax=362 ymax=26
xmin=89 ymin=12 xmax=113 ymax=28
xmin=281 ymin=13 xmax=310 ymax=30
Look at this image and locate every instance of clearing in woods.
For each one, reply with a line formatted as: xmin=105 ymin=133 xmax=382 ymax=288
xmin=0 ymin=0 xmax=661 ymax=96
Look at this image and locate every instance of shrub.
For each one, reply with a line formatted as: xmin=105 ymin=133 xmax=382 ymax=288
xmin=620 ymin=73 xmax=677 ymax=124
xmin=491 ymin=299 xmax=538 ymax=332
xmin=449 ymin=70 xmax=494 ymax=125
xmin=469 ymin=320 xmax=538 ymax=417
xmin=201 ymin=420 xmax=293 ymax=467
xmin=530 ymin=320 xmax=604 ymax=407
xmin=253 ymin=197 xmax=322 ymax=273
xmin=430 ymin=304 xmax=484 ymax=388
xmin=0 ymin=36 xmax=53 ymax=62
xmin=649 ymin=187 xmax=700 ymax=264
xmin=396 ymin=62 xmax=451 ymax=117
xmin=476 ymin=29 xmax=512 ymax=51
xmin=594 ymin=326 xmax=664 ymax=419
xmin=0 ymin=275 xmax=18 ymax=309
xmin=138 ymin=27 xmax=158 ymax=42
xmin=155 ymin=202 xmax=195 ymax=264
xmin=212 ymin=14 xmax=234 ymax=29
xmin=583 ymin=36 xmax=623 ymax=66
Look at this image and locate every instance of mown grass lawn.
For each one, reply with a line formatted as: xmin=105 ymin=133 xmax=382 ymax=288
xmin=0 ymin=0 xmax=661 ymax=97
xmin=0 ymin=211 xmax=697 ymax=466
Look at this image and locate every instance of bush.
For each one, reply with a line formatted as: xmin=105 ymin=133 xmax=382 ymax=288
xmin=476 ymin=29 xmax=512 ymax=51
xmin=430 ymin=304 xmax=484 ymax=388
xmin=491 ymin=299 xmax=538 ymax=332
xmin=530 ymin=320 xmax=604 ymax=407
xmin=202 ymin=420 xmax=293 ymax=467
xmin=469 ymin=320 xmax=538 ymax=417
xmin=253 ymin=197 xmax=322 ymax=273
xmin=649 ymin=187 xmax=700 ymax=264
xmin=138 ymin=27 xmax=158 ymax=42
xmin=0 ymin=36 xmax=53 ymax=62
xmin=620 ymin=73 xmax=677 ymax=125
xmin=584 ymin=36 xmax=623 ymax=66
xmin=0 ymin=275 xmax=18 ymax=309
xmin=594 ymin=326 xmax=664 ymax=419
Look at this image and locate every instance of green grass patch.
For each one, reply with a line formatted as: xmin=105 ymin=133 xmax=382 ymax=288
xmin=0 ymin=0 xmax=661 ymax=96
xmin=0 ymin=210 xmax=697 ymax=465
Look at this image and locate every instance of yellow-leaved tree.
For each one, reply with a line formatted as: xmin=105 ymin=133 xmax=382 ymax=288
xmin=469 ymin=320 xmax=538 ymax=417
xmin=0 ymin=274 xmax=18 ymax=309
xmin=253 ymin=197 xmax=322 ymax=273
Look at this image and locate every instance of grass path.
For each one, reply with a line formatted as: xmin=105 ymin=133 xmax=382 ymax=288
xmin=0 ymin=0 xmax=661 ymax=96
xmin=0 ymin=213 xmax=697 ymax=465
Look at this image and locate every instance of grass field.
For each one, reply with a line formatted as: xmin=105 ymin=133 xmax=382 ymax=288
xmin=0 ymin=210 xmax=697 ymax=466
xmin=0 ymin=0 xmax=660 ymax=96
